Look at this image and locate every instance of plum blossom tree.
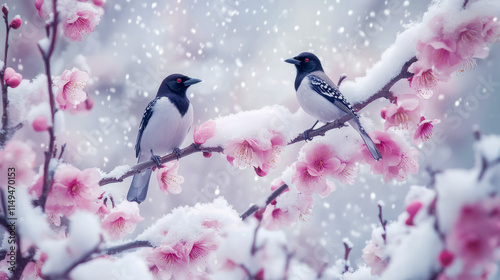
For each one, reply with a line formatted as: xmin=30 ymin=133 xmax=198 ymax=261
xmin=0 ymin=0 xmax=499 ymax=279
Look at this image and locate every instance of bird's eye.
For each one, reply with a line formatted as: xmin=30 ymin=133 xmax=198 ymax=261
xmin=177 ymin=78 xmax=182 ymax=83
xmin=304 ymin=58 xmax=309 ymax=63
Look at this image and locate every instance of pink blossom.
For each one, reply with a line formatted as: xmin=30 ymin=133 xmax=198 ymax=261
xmin=35 ymin=0 xmax=51 ymax=19
xmin=408 ymin=61 xmax=438 ymax=98
xmin=293 ymin=162 xmax=335 ymax=196
xmin=405 ymin=201 xmax=423 ymax=226
xmin=224 ymin=131 xmax=286 ymax=176
xmin=193 ymin=120 xmax=216 ymax=145
xmin=54 ymin=68 xmax=89 ymax=110
xmin=454 ymin=19 xmax=488 ymax=60
xmin=417 ymin=38 xmax=461 ymax=76
xmin=361 ymin=131 xmax=419 ymax=182
xmin=446 ymin=200 xmax=499 ymax=269
xmin=413 ymin=116 xmax=440 ymax=145
xmin=45 ymin=164 xmax=102 ymax=223
xmin=32 ymin=116 xmax=50 ymax=132
xmin=481 ymin=17 xmax=500 ymax=44
xmin=0 ymin=140 xmax=35 ymax=188
xmin=62 ymin=5 xmax=100 ymax=41
xmin=93 ymin=0 xmax=104 ymax=7
xmin=262 ymin=192 xmax=315 ymax=230
xmin=9 ymin=17 xmax=21 ymax=29
xmin=362 ymin=232 xmax=388 ymax=276
xmin=101 ymin=201 xmax=144 ymax=240
xmin=4 ymin=67 xmax=22 ymax=88
xmin=146 ymin=234 xmax=217 ymax=279
xmin=156 ymin=161 xmax=184 ymax=195
xmin=381 ymin=95 xmax=424 ymax=130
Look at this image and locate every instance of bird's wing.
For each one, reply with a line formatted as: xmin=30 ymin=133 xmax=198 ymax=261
xmin=135 ymin=98 xmax=158 ymax=158
xmin=308 ymin=74 xmax=358 ymax=118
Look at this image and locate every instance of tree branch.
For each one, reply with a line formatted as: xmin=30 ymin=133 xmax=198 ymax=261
xmin=38 ymin=0 xmax=59 ymax=211
xmin=343 ymin=241 xmax=352 ymax=274
xmin=378 ymin=204 xmax=387 ymax=244
xmin=103 ymin=240 xmax=153 ymax=255
xmin=0 ymin=8 xmax=11 ymax=147
xmin=99 ymin=144 xmax=224 ymax=186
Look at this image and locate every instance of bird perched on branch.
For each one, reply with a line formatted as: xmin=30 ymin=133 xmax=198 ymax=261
xmin=285 ymin=52 xmax=382 ymax=160
xmin=127 ymin=74 xmax=201 ymax=203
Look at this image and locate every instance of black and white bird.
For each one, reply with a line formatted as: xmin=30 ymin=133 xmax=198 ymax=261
xmin=127 ymin=74 xmax=201 ymax=203
xmin=285 ymin=52 xmax=382 ymax=160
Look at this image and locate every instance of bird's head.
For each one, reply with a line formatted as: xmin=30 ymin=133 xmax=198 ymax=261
xmin=158 ymin=74 xmax=202 ymax=96
xmin=285 ymin=52 xmax=324 ymax=74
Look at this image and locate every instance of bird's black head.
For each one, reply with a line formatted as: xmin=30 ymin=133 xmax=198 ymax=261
xmin=157 ymin=74 xmax=202 ymax=97
xmin=285 ymin=52 xmax=324 ymax=74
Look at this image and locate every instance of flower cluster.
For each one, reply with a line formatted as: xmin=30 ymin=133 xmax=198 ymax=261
xmin=224 ymin=130 xmax=286 ymax=177
xmin=361 ymin=131 xmax=419 ymax=182
xmin=409 ymin=14 xmax=500 ymax=98
xmin=35 ymin=0 xmax=101 ymax=42
xmin=139 ymin=198 xmax=241 ymax=279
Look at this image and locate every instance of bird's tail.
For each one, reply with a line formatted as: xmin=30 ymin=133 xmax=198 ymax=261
xmin=348 ymin=118 xmax=382 ymax=161
xmin=127 ymin=168 xmax=152 ymax=204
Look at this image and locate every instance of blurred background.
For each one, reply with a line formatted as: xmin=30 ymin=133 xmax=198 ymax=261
xmin=4 ymin=0 xmax=500 ymax=271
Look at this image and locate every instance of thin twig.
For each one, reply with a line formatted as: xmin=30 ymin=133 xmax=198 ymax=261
xmin=39 ymin=0 xmax=59 ymax=211
xmin=378 ymin=204 xmax=387 ymax=244
xmin=0 ymin=8 xmax=11 ymax=147
xmin=240 ymin=183 xmax=289 ymax=220
xmin=343 ymin=241 xmax=352 ymax=274
xmin=103 ymin=240 xmax=153 ymax=255
xmin=250 ymin=221 xmax=261 ymax=255
xmin=316 ymin=262 xmax=328 ymax=279
xmin=99 ymin=144 xmax=224 ymax=186
xmin=463 ymin=0 xmax=469 ymax=9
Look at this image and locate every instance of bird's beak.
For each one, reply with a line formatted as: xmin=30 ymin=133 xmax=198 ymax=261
xmin=285 ymin=58 xmax=301 ymax=65
xmin=184 ymin=78 xmax=202 ymax=86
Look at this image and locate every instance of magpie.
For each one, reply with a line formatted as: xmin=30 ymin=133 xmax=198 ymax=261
xmin=285 ymin=52 xmax=382 ymax=160
xmin=127 ymin=74 xmax=201 ymax=203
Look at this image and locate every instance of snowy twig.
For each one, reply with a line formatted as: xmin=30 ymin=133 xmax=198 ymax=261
xmin=316 ymin=262 xmax=328 ymax=279
xmin=343 ymin=241 xmax=352 ymax=274
xmin=378 ymin=204 xmax=387 ymax=244
xmin=0 ymin=6 xmax=11 ymax=147
xmin=463 ymin=0 xmax=469 ymax=9
xmin=103 ymin=240 xmax=153 ymax=255
xmin=240 ymin=183 xmax=289 ymax=220
xmin=13 ymin=248 xmax=35 ymax=280
xmin=38 ymin=0 xmax=60 ymax=211
xmin=251 ymin=221 xmax=261 ymax=255
xmin=99 ymin=144 xmax=224 ymax=186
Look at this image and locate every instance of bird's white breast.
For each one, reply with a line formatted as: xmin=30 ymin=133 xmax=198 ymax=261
xmin=296 ymin=75 xmax=346 ymax=123
xmin=139 ymin=97 xmax=193 ymax=160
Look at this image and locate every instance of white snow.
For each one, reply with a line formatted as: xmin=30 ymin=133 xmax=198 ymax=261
xmin=41 ymin=212 xmax=102 ymax=276
xmin=475 ymin=134 xmax=500 ymax=162
xmin=382 ymin=220 xmax=442 ymax=280
xmin=70 ymin=254 xmax=153 ymax=280
xmin=201 ymin=105 xmax=314 ymax=148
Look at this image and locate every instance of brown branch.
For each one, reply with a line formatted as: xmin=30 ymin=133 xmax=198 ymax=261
xmin=0 ymin=8 xmax=11 ymax=147
xmin=240 ymin=183 xmax=289 ymax=220
xmin=103 ymin=240 xmax=153 ymax=255
xmin=39 ymin=0 xmax=59 ymax=211
xmin=378 ymin=204 xmax=387 ymax=244
xmin=99 ymin=144 xmax=224 ymax=186
xmin=343 ymin=241 xmax=352 ymax=274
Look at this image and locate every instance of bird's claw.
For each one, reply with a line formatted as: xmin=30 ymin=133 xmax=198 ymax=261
xmin=303 ymin=130 xmax=313 ymax=142
xmin=150 ymin=149 xmax=162 ymax=168
xmin=173 ymin=148 xmax=182 ymax=160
